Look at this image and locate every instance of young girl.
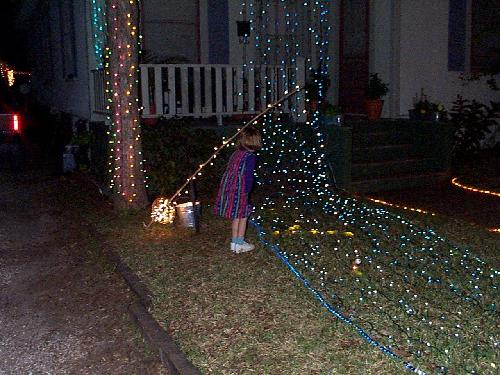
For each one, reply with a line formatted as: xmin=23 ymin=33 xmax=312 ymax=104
xmin=214 ymin=126 xmax=262 ymax=253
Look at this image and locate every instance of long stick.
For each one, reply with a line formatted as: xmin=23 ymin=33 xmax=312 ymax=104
xmin=167 ymin=87 xmax=303 ymax=204
xmin=146 ymin=87 xmax=304 ymax=229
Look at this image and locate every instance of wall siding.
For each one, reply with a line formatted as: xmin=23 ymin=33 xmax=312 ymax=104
xmin=142 ymin=0 xmax=198 ymax=63
xmin=398 ymin=0 xmax=499 ymax=117
xmin=28 ymin=0 xmax=92 ymax=120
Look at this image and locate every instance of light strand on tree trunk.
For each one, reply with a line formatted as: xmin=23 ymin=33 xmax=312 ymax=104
xmin=105 ymin=0 xmax=148 ymax=209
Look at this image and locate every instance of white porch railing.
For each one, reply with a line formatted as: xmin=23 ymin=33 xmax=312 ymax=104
xmin=91 ymin=69 xmax=108 ymax=114
xmin=139 ymin=60 xmax=305 ymax=122
xmin=91 ymin=60 xmax=306 ymax=123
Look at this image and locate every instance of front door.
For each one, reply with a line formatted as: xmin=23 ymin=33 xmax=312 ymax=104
xmin=207 ymin=0 xmax=229 ymax=64
xmin=338 ymin=0 xmax=370 ymax=114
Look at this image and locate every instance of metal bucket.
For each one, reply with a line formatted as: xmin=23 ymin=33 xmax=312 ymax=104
xmin=176 ymin=202 xmax=201 ymax=228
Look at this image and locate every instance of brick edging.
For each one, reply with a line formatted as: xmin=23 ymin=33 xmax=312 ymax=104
xmin=104 ymin=249 xmax=153 ymax=308
xmin=103 ymin=247 xmax=201 ymax=375
xmin=129 ymin=302 xmax=201 ymax=375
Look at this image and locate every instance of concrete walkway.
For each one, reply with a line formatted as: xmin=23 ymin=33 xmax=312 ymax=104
xmin=0 ymin=171 xmax=166 ymax=374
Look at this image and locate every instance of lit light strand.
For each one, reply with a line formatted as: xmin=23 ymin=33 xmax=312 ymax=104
xmin=367 ymin=198 xmax=437 ymax=216
xmin=105 ymin=0 xmax=148 ymax=207
xmin=6 ymin=70 xmax=14 ymax=86
xmin=149 ymin=87 xmax=302 ymax=225
xmin=245 ymin=1 xmax=498 ymax=374
xmin=250 ymin=219 xmax=427 ymax=375
xmin=90 ymin=0 xmax=108 ymax=68
xmin=144 ymin=1 xmax=498 ymax=372
xmin=0 ymin=62 xmax=30 ymax=86
xmin=368 ymin=197 xmax=500 ymax=234
xmin=451 ymin=177 xmax=500 ymax=198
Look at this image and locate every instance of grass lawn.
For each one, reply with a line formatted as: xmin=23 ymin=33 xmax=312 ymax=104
xmin=95 ymin=210 xmax=401 ymax=374
xmin=77 ymin=176 xmax=498 ymax=374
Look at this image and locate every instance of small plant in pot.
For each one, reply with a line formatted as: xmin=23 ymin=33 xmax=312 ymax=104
xmin=305 ymin=68 xmax=331 ymax=112
xmin=365 ymin=73 xmax=389 ymax=120
xmin=320 ymin=102 xmax=344 ymax=126
xmin=409 ymin=89 xmax=447 ymax=121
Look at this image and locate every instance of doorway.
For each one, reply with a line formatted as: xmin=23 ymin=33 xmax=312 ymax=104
xmin=338 ymin=0 xmax=370 ymax=114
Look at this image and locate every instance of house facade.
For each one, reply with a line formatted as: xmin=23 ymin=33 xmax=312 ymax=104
xmin=19 ymin=0 xmax=499 ymax=126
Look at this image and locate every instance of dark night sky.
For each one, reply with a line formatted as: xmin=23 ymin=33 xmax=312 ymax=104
xmin=0 ymin=0 xmax=28 ymax=69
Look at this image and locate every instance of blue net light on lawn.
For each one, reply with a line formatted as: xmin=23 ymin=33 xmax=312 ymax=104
xmin=243 ymin=1 xmax=499 ymax=374
xmin=147 ymin=0 xmax=498 ymax=372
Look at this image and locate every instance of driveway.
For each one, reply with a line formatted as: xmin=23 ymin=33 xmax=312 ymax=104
xmin=0 ymin=170 xmax=166 ymax=374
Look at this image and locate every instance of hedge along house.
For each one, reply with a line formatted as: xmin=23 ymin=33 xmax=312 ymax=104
xmin=19 ymin=0 xmax=499 ymax=191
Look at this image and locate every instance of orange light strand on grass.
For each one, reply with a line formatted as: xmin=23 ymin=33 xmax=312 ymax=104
xmin=451 ymin=177 xmax=500 ymax=198
xmin=368 ymin=197 xmax=499 ymax=234
xmin=367 ymin=198 xmax=436 ymax=216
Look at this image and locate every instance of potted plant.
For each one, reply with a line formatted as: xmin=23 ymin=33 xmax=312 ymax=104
xmin=365 ymin=73 xmax=389 ymax=120
xmin=409 ymin=89 xmax=447 ymax=121
xmin=305 ymin=68 xmax=331 ymax=112
xmin=320 ymin=102 xmax=344 ymax=126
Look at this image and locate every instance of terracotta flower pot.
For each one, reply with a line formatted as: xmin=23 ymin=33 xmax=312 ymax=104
xmin=365 ymin=99 xmax=384 ymax=120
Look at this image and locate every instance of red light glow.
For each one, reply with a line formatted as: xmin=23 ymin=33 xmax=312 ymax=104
xmin=13 ymin=115 xmax=19 ymax=132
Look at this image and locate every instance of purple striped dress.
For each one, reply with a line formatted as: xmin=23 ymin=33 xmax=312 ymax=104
xmin=214 ymin=149 xmax=255 ymax=219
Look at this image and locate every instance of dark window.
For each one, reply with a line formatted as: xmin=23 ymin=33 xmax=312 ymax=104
xmin=470 ymin=0 xmax=500 ymax=73
xmin=43 ymin=4 xmax=55 ymax=81
xmin=448 ymin=0 xmax=500 ymax=73
xmin=35 ymin=1 xmax=55 ymax=82
xmin=207 ymin=0 xmax=229 ymax=64
xmin=59 ymin=0 xmax=78 ymax=79
xmin=448 ymin=0 xmax=467 ymax=71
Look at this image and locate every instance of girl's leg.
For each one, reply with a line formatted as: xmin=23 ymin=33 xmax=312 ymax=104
xmin=237 ymin=218 xmax=248 ymax=240
xmin=232 ymin=219 xmax=240 ymax=240
xmin=233 ymin=217 xmax=254 ymax=252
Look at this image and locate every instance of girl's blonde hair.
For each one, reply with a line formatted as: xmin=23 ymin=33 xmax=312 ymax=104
xmin=237 ymin=126 xmax=262 ymax=152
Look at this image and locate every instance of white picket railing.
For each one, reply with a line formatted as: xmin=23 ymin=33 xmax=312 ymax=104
xmin=91 ymin=69 xmax=108 ymax=114
xmin=91 ymin=60 xmax=306 ymax=123
xmin=139 ymin=60 xmax=305 ymax=123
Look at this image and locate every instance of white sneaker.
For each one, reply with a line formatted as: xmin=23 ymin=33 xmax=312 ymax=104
xmin=233 ymin=241 xmax=255 ymax=254
xmin=230 ymin=242 xmax=237 ymax=251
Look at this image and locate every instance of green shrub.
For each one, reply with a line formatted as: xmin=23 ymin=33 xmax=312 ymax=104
xmin=142 ymin=118 xmax=230 ymax=200
xmin=449 ymin=96 xmax=499 ymax=159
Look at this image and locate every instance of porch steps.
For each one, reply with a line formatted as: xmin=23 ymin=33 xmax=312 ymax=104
xmin=352 ymin=130 xmax=413 ymax=145
xmin=348 ymin=121 xmax=450 ymax=193
xmin=352 ymin=144 xmax=414 ymax=163
xmin=351 ymin=158 xmax=440 ymax=179
xmin=350 ymin=172 xmax=448 ymax=193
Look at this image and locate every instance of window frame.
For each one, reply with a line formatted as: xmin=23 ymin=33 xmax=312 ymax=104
xmin=448 ymin=0 xmax=500 ymax=74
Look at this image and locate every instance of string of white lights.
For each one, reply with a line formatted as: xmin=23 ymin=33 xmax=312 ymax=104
xmin=150 ymin=86 xmax=303 ymax=226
